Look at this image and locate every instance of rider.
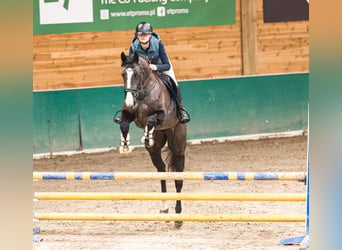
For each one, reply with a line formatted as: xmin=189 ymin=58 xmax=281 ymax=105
xmin=129 ymin=22 xmax=190 ymax=124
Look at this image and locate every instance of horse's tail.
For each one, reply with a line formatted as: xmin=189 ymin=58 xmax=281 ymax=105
xmin=166 ymin=150 xmax=185 ymax=173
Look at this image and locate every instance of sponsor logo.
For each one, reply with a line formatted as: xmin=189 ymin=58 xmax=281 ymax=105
xmin=39 ymin=0 xmax=94 ymax=24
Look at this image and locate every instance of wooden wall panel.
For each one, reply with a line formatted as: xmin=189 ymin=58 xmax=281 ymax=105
xmin=241 ymin=0 xmax=258 ymax=75
xmin=256 ymin=0 xmax=309 ymax=74
xmin=33 ymin=0 xmax=309 ymax=91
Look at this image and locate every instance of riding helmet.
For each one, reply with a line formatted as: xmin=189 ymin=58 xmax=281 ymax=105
xmin=135 ymin=22 xmax=153 ymax=36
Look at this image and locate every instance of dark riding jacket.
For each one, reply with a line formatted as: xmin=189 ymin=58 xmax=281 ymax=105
xmin=129 ymin=32 xmax=171 ymax=72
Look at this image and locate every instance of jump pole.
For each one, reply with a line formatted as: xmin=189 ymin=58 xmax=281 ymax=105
xmin=280 ymin=108 xmax=310 ymax=248
xmin=33 ymin=171 xmax=306 ymax=181
xmin=280 ymin=154 xmax=310 ymax=247
xmin=34 ymin=192 xmax=306 ymax=202
xmin=34 ymin=212 xmax=306 ymax=222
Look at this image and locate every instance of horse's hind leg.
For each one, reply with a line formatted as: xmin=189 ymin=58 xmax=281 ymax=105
xmin=153 ymin=156 xmax=169 ymax=213
xmin=172 ymin=155 xmax=185 ymax=228
xmin=166 ymin=124 xmax=187 ymax=228
xmin=146 ymin=132 xmax=169 ymax=213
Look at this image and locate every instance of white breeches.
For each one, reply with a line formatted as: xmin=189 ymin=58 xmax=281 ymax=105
xmin=163 ymin=60 xmax=178 ymax=86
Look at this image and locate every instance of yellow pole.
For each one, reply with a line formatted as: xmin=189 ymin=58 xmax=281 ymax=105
xmin=34 ymin=212 xmax=306 ymax=222
xmin=34 ymin=192 xmax=306 ymax=201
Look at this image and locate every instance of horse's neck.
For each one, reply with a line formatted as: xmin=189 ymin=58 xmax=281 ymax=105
xmin=138 ymin=63 xmax=166 ymax=96
xmin=141 ymin=68 xmax=156 ymax=87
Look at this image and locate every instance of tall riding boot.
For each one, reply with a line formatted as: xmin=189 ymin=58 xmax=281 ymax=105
xmin=175 ymin=85 xmax=190 ymax=124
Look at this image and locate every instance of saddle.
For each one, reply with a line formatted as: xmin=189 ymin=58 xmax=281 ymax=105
xmin=158 ymin=73 xmax=178 ymax=102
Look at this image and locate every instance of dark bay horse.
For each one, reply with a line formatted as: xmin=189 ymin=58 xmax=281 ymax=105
xmin=114 ymin=51 xmax=187 ymax=228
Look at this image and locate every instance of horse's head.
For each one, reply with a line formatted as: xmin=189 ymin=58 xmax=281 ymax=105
xmin=120 ymin=52 xmax=152 ymax=108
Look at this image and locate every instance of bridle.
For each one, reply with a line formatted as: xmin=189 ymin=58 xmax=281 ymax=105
xmin=123 ymin=62 xmax=157 ymax=103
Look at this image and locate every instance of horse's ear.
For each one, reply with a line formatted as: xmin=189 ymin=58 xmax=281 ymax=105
xmin=121 ymin=52 xmax=127 ymax=65
xmin=133 ymin=52 xmax=139 ymax=63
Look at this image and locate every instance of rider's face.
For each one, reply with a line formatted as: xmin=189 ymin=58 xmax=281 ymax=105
xmin=137 ymin=34 xmax=152 ymax=46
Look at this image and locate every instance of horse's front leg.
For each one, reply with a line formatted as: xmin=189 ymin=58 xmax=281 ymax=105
xmin=119 ymin=110 xmax=134 ymax=154
xmin=141 ymin=114 xmax=158 ymax=148
xmin=119 ymin=121 xmax=131 ymax=154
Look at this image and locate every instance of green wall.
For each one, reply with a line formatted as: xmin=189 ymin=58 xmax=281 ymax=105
xmin=33 ymin=73 xmax=309 ymax=154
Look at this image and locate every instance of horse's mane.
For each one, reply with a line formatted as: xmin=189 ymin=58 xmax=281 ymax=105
xmin=137 ymin=54 xmax=150 ymax=65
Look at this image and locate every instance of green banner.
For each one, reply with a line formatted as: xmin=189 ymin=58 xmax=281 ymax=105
xmin=34 ymin=0 xmax=235 ymax=34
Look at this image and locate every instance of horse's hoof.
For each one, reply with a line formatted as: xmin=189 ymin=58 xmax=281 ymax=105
xmin=174 ymin=221 xmax=183 ymax=228
xmin=119 ymin=146 xmax=131 ymax=154
xmin=144 ymin=139 xmax=154 ymax=148
xmin=160 ymin=208 xmax=169 ymax=214
xmin=160 ymin=208 xmax=170 ymax=223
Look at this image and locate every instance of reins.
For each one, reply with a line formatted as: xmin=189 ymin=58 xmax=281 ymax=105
xmin=123 ymin=61 xmax=158 ymax=103
xmin=136 ymin=80 xmax=157 ymax=102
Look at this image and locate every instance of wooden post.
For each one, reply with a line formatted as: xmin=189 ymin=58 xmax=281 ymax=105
xmin=240 ymin=0 xmax=258 ymax=75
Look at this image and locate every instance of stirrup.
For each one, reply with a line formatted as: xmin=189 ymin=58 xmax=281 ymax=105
xmin=113 ymin=109 xmax=122 ymax=124
xmin=178 ymin=109 xmax=190 ymax=124
xmin=114 ymin=117 xmax=122 ymax=124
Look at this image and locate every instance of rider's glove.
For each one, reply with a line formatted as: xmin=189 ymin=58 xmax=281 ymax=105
xmin=149 ymin=64 xmax=158 ymax=71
